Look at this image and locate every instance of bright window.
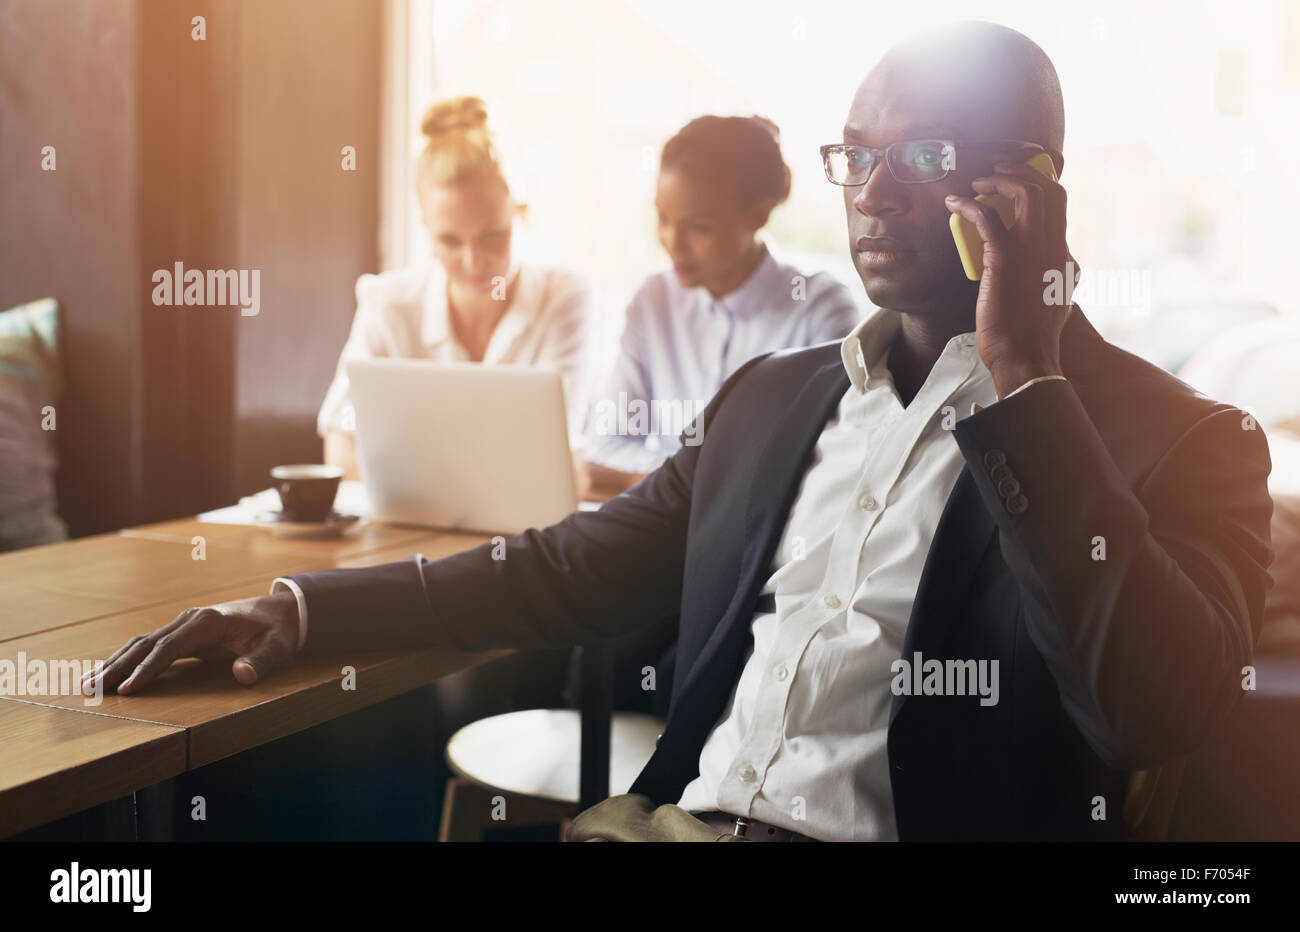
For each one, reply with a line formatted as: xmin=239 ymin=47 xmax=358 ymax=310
xmin=388 ymin=0 xmax=1300 ymax=388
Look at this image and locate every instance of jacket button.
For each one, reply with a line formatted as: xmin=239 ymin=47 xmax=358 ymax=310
xmin=990 ymin=463 xmax=1012 ymax=483
xmin=984 ymin=449 xmax=1007 ymax=470
xmin=1006 ymin=494 xmax=1029 ymax=515
xmin=997 ymin=477 xmax=1021 ymax=498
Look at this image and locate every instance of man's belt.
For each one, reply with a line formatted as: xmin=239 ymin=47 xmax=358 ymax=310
xmin=695 ymin=811 xmax=820 ymax=842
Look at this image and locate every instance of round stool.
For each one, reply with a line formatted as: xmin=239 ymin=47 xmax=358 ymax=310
xmin=438 ymin=709 xmax=664 ymax=841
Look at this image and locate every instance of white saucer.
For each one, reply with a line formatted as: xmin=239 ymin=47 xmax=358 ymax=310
xmin=252 ymin=510 xmax=361 ymax=539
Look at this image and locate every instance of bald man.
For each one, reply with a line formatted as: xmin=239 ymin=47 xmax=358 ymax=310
xmin=92 ymin=21 xmax=1274 ymax=842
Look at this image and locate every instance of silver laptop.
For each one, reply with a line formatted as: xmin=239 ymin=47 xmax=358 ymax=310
xmin=347 ymin=359 xmax=578 ymax=535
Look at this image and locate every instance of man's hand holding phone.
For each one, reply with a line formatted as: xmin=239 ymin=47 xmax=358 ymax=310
xmin=82 ymin=590 xmax=301 ymax=697
xmin=944 ymin=154 xmax=1079 ymax=399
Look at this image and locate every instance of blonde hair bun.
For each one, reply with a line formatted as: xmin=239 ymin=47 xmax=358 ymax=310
xmin=416 ymin=95 xmax=513 ymax=194
xmin=421 ymin=96 xmax=490 ymax=140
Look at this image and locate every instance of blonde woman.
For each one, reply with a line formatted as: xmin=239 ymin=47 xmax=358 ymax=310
xmin=319 ymin=96 xmax=593 ymax=477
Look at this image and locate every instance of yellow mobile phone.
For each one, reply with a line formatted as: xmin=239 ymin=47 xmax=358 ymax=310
xmin=950 ymin=151 xmax=1058 ymax=281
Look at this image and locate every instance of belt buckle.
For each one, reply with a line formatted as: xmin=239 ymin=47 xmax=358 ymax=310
xmin=731 ymin=816 xmax=751 ymax=838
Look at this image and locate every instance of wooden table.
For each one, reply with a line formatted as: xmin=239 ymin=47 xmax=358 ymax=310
xmin=0 ymin=517 xmax=501 ymax=838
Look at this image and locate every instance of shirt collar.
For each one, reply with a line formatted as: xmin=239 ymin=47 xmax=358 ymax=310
xmin=702 ymin=238 xmax=783 ymax=319
xmin=841 ymin=306 xmax=901 ymax=392
xmin=421 ymin=263 xmax=540 ymax=352
xmin=840 ymin=306 xmax=980 ymax=393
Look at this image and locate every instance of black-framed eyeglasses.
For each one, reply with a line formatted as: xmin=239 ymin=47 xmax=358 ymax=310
xmin=820 ymin=139 xmax=1049 ymax=186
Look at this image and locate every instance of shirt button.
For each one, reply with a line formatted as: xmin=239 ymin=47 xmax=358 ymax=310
xmin=823 ymin=594 xmax=842 ymax=609
xmin=773 ymin=663 xmax=789 ymax=681
xmin=858 ymin=493 xmax=878 ymax=511
xmin=738 ymin=764 xmax=757 ymax=783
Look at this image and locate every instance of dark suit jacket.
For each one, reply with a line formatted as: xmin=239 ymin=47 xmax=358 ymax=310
xmin=290 ymin=307 xmax=1274 ymax=840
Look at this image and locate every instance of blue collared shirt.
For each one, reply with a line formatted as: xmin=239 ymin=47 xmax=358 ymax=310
xmin=584 ymin=241 xmax=862 ymax=473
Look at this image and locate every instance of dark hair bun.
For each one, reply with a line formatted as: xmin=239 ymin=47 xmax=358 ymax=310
xmin=661 ymin=114 xmax=791 ymax=207
xmin=748 ymin=115 xmax=781 ymax=143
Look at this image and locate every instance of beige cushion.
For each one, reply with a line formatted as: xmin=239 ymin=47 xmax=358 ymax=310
xmin=0 ymin=297 xmax=66 ymax=550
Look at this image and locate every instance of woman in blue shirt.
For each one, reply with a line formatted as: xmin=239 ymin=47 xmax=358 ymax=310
xmin=580 ymin=115 xmax=861 ymax=500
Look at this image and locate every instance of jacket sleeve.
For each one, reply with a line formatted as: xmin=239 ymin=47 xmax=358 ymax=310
xmin=291 ymin=353 xmax=769 ymax=657
xmin=952 ymin=377 xmax=1275 ymax=771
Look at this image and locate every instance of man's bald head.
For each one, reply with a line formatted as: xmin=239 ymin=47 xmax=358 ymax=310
xmin=851 ymin=21 xmax=1064 ymax=166
xmin=836 ymin=22 xmax=1066 ymax=315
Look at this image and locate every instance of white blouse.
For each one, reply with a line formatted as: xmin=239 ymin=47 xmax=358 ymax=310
xmin=317 ymin=261 xmax=594 ymax=441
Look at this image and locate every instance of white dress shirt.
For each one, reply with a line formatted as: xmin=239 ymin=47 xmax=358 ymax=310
xmin=583 ymin=238 xmax=860 ymax=473
xmin=674 ymin=305 xmax=1002 ymax=841
xmin=316 ymin=260 xmax=594 ymax=442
